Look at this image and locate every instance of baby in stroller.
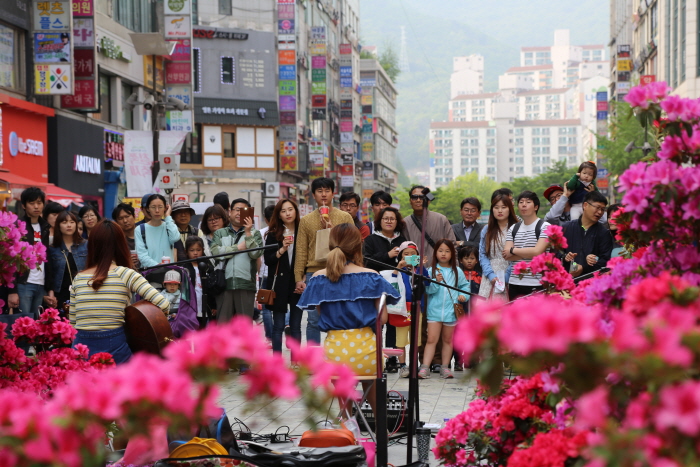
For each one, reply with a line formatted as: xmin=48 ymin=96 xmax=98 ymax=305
xmin=162 ymin=270 xmax=182 ymax=316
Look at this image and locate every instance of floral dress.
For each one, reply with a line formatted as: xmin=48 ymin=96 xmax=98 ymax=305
xmin=478 ymin=226 xmax=511 ymax=300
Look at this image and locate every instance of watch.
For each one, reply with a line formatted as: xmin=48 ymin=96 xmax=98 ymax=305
xmin=510 ymin=246 xmax=515 ymax=256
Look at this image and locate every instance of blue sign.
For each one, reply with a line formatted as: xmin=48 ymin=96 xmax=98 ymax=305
xmin=279 ymin=65 xmax=296 ymax=80
xmin=597 ymin=111 xmax=608 ymax=120
xmin=430 ymin=158 xmax=435 ymax=168
xmin=340 ymin=66 xmax=352 ymax=78
xmin=340 ymin=77 xmax=352 ymax=88
xmin=597 ymin=168 xmax=609 ymax=178
xmin=596 ymin=91 xmax=608 ymax=102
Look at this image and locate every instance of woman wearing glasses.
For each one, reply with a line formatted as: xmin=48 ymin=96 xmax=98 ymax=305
xmin=78 ymin=205 xmax=102 ymax=239
xmin=362 ymin=206 xmax=407 ymax=373
xmin=134 ymin=194 xmax=179 ymax=268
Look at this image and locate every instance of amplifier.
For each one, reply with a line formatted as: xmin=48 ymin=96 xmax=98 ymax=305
xmin=352 ymin=390 xmax=409 ymax=433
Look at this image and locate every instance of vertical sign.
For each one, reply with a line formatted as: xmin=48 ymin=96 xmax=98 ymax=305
xmin=124 ymin=131 xmax=155 ymax=197
xmin=339 ymin=43 xmax=354 ymax=187
xmin=310 ymin=26 xmax=326 ymax=120
xmin=277 ymin=0 xmax=297 ymax=171
xmin=61 ymin=0 xmax=96 ymax=109
xmin=33 ymin=0 xmax=73 ymax=94
xmin=165 ymin=0 xmax=194 ymax=131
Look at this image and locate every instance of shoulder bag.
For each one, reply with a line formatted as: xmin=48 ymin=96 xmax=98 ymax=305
xmin=256 ymin=262 xmax=279 ymax=306
xmin=442 ymin=272 xmax=465 ymax=320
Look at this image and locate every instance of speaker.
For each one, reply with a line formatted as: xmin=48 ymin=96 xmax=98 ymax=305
xmin=352 ymin=390 xmax=409 ymax=433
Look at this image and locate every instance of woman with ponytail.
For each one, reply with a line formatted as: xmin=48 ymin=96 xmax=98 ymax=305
xmin=298 ymin=223 xmax=400 ymax=417
xmin=69 ymin=220 xmax=170 ymax=364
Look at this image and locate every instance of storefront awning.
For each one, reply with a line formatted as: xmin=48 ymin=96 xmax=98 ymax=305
xmin=0 ymin=172 xmax=84 ymax=207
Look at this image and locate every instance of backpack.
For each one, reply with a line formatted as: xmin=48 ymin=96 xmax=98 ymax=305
xmin=511 ymin=219 xmax=544 ymax=242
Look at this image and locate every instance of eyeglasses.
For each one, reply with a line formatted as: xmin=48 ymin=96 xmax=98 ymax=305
xmin=83 ymin=213 xmax=98 ymax=219
xmin=586 ymin=203 xmax=606 ymax=213
xmin=382 ymin=218 xmax=397 ymax=223
xmin=462 ymin=209 xmax=479 ymax=214
xmin=410 ymin=195 xmax=424 ymax=200
xmin=340 ymin=203 xmax=357 ymax=209
xmin=207 ymin=217 xmax=223 ymax=223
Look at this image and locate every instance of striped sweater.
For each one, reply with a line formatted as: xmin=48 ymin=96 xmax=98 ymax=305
xmin=69 ymin=266 xmax=170 ymax=330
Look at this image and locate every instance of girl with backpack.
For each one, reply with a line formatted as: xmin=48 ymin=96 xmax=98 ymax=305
xmin=134 ymin=194 xmax=180 ymax=268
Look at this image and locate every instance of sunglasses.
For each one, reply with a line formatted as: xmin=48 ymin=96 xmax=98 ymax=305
xmin=410 ymin=195 xmax=424 ymax=200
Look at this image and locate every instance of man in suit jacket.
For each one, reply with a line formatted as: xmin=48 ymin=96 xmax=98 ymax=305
xmin=451 ymin=197 xmax=484 ymax=249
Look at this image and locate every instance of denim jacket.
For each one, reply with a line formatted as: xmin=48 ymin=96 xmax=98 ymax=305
xmin=47 ymin=241 xmax=88 ymax=293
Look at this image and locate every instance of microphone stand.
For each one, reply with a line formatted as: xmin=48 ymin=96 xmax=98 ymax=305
xmin=138 ymin=245 xmax=280 ymax=272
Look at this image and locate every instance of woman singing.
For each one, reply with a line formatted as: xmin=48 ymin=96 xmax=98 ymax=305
xmin=70 ymin=220 xmax=170 ymax=363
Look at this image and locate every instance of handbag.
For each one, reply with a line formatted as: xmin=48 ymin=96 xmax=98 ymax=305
xmin=256 ymin=263 xmax=279 ymax=306
xmin=315 ymin=227 xmax=332 ymax=262
xmin=443 ymin=276 xmax=465 ymax=320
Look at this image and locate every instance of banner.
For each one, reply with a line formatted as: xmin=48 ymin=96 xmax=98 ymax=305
xmin=159 ymin=130 xmax=188 ymax=154
xmin=124 ymin=131 xmax=155 ymax=197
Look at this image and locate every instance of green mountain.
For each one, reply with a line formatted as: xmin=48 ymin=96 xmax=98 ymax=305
xmin=360 ymin=0 xmax=609 ymax=172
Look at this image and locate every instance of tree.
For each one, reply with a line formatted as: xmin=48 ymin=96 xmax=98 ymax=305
xmin=596 ymin=100 xmax=657 ymax=179
xmin=430 ymin=172 xmax=499 ymax=224
xmin=503 ymin=160 xmax=578 ymax=217
xmin=378 ymin=43 xmax=401 ymax=83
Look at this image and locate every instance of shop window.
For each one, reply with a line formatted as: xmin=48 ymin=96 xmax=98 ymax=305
xmin=193 ymin=48 xmax=201 ymax=93
xmin=121 ymin=83 xmax=133 ymax=129
xmin=0 ymin=23 xmax=22 ymax=90
xmin=223 ymin=132 xmax=234 ymax=158
xmin=181 ymin=126 xmax=201 ymax=164
xmin=113 ymin=0 xmax=153 ymax=33
xmin=235 ymin=127 xmax=276 ymax=169
xmin=94 ymin=74 xmax=112 ymax=123
xmin=221 ymin=57 xmax=235 ymax=84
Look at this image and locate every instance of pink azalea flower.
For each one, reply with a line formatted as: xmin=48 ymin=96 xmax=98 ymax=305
xmin=574 ymin=386 xmax=609 ymax=430
xmin=655 ymin=381 xmax=700 ymax=436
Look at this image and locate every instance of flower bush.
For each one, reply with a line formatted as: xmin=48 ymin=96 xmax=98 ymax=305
xmin=0 ymin=311 xmax=357 ymax=467
xmin=435 ymin=82 xmax=700 ymax=467
xmin=0 ymin=211 xmax=46 ymax=297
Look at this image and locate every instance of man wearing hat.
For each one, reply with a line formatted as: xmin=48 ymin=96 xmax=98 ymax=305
xmin=171 ymin=199 xmax=212 ymax=262
xmin=544 ymin=183 xmax=608 ymax=226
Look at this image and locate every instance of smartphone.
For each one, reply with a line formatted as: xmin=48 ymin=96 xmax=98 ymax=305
xmin=240 ymin=206 xmax=254 ymax=226
xmin=405 ymin=255 xmax=420 ymax=267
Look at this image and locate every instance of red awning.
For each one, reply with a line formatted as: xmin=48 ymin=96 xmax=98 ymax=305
xmin=0 ymin=172 xmax=84 ymax=207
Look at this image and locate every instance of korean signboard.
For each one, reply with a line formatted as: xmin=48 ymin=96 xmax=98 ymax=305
xmin=60 ymin=0 xmax=97 ymax=108
xmin=164 ymin=0 xmax=194 ymax=132
xmin=34 ymin=0 xmax=73 ymax=95
xmin=277 ymin=0 xmax=297 ymax=169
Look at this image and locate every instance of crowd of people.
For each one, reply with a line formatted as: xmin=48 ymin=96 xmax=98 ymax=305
xmin=2 ymin=163 xmax=620 ymax=384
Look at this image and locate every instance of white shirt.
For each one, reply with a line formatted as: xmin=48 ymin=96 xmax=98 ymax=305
xmin=507 ymin=219 xmax=550 ymax=287
xmin=193 ymin=267 xmax=203 ymax=317
xmin=27 ymin=223 xmax=45 ymax=286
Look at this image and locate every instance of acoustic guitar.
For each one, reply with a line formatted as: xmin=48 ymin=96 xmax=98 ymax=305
xmin=124 ymin=300 xmax=174 ymax=356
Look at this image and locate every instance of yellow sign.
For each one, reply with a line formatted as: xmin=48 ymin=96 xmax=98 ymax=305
xmin=143 ymin=56 xmax=165 ymax=92
xmin=362 ymin=142 xmax=373 ymax=153
xmin=617 ymin=59 xmax=632 ymax=72
xmin=35 ymin=64 xmax=72 ymax=94
xmin=361 ymin=95 xmax=373 ymax=105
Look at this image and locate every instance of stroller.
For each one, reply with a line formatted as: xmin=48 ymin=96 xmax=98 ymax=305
xmin=139 ymin=265 xmax=200 ymax=338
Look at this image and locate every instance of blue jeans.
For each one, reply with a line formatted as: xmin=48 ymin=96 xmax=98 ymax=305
xmin=272 ymin=300 xmax=303 ymax=353
xmin=73 ymin=326 xmax=133 ymax=364
xmin=305 ymin=272 xmax=321 ymax=344
xmin=262 ymin=307 xmax=273 ymax=340
xmin=17 ymin=283 xmax=46 ymax=319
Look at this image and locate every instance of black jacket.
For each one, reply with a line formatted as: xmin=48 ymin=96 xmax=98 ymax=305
xmin=363 ymin=231 xmax=407 ymax=272
xmin=183 ymin=261 xmax=217 ymax=318
xmin=15 ymin=216 xmax=51 ymax=287
xmin=559 ymin=218 xmax=613 ymax=276
xmin=451 ymin=221 xmax=484 ymax=248
xmin=263 ymin=226 xmax=300 ymax=314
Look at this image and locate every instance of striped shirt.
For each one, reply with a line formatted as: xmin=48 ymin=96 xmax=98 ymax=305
xmin=507 ymin=219 xmax=550 ymax=287
xmin=69 ymin=266 xmax=170 ymax=330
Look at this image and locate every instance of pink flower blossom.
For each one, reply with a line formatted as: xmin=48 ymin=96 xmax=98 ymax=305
xmin=545 ymin=224 xmax=568 ymax=250
xmin=624 ymin=81 xmax=671 ymax=109
xmin=574 ymin=386 xmax=609 ymax=430
xmin=655 ymin=381 xmax=700 ymax=436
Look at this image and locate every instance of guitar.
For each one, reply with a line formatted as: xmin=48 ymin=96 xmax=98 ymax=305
xmin=124 ymin=300 xmax=174 ymax=356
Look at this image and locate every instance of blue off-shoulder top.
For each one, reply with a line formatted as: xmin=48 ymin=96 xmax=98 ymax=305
xmin=297 ymin=272 xmax=401 ymax=332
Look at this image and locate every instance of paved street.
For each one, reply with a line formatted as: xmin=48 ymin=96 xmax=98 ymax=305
xmin=217 ymin=325 xmax=478 ymax=466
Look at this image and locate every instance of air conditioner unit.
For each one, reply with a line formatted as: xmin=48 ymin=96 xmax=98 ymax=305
xmin=264 ymin=198 xmax=278 ymax=208
xmin=265 ymin=182 xmax=280 ymax=198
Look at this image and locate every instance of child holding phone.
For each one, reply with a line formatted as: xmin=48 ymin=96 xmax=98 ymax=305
xmin=420 ymin=239 xmax=469 ymax=379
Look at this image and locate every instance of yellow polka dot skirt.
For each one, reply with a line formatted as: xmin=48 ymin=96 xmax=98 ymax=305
xmin=324 ymin=327 xmax=379 ymax=377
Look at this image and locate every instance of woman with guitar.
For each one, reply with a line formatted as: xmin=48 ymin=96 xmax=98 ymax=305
xmin=70 ymin=220 xmax=170 ymax=364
